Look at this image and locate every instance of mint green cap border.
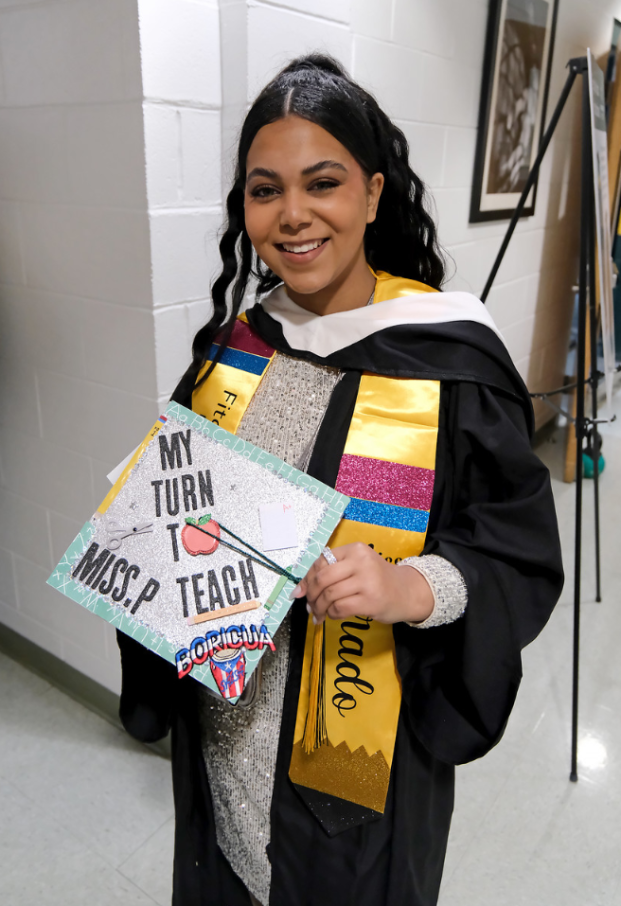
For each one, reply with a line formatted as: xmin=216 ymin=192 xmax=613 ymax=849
xmin=47 ymin=401 xmax=349 ymax=699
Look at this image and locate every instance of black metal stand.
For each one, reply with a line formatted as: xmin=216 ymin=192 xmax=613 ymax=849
xmin=480 ymin=57 xmax=609 ymax=784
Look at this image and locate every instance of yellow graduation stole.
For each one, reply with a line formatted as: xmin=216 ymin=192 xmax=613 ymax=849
xmin=192 ymin=282 xmax=440 ymax=815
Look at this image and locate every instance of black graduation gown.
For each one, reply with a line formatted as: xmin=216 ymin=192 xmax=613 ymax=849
xmin=116 ymin=312 xmax=564 ymax=906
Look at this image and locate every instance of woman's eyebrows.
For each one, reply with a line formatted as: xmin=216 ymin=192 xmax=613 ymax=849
xmin=301 ymin=159 xmax=347 ymax=176
xmin=246 ymin=160 xmax=347 ymax=182
xmin=246 ymin=166 xmax=278 ymax=181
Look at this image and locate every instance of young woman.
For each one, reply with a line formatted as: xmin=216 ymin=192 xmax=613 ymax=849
xmin=117 ymin=55 xmax=563 ymax=906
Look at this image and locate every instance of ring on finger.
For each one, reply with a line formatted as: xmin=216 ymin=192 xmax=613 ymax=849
xmin=322 ymin=546 xmax=337 ymax=566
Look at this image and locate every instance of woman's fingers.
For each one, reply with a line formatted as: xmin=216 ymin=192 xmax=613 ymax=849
xmin=325 ymin=594 xmax=366 ymax=622
xmin=305 ymin=559 xmax=354 ymax=603
xmin=290 ymin=543 xmax=385 ymax=621
xmin=308 ymin=576 xmax=362 ymax=623
xmin=290 ymin=545 xmax=348 ymax=600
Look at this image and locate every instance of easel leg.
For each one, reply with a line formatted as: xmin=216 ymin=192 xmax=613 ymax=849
xmin=477 ymin=56 xmax=599 ymax=783
xmin=588 ymin=179 xmax=602 ymax=603
xmin=592 ymin=425 xmax=602 ymax=603
xmin=570 ymin=72 xmax=591 ymax=783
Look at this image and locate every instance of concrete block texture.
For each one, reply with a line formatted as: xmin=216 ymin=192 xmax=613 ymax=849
xmin=144 ymin=104 xmax=221 ymax=208
xmin=0 ymin=200 xmax=25 ymax=285
xmin=181 ymin=108 xmax=222 ymax=206
xmin=0 ymin=488 xmax=52 ymax=572
xmin=0 ymin=0 xmax=142 ymax=105
xmin=20 ymin=204 xmax=152 ymax=307
xmin=261 ymin=0 xmax=351 ymax=26
xmin=80 ymin=301 xmax=156 ymax=397
xmin=391 ymin=0 xmax=457 ymax=58
xmin=485 ymin=277 xmax=532 ymax=332
xmin=138 ymin=0 xmax=221 ymax=105
xmin=0 ymin=546 xmax=18 ymax=611
xmin=65 ymin=104 xmax=147 ymax=209
xmin=187 ymin=298 xmax=212 ymax=340
xmin=501 ymin=316 xmax=537 ymax=364
xmin=0 ymin=429 xmax=94 ymax=523
xmin=150 ymin=208 xmax=222 ymax=306
xmin=0 ymin=107 xmax=69 ymax=204
xmin=143 ymin=103 xmax=180 ymax=207
xmin=0 ymin=358 xmax=42 ymax=440
xmin=396 ymin=121 xmax=445 ymax=190
xmin=420 ymin=53 xmax=480 ymax=127
xmin=0 ymin=287 xmax=85 ymax=382
xmin=16 ymin=556 xmax=108 ymax=654
xmin=0 ymin=102 xmax=147 ymax=208
xmin=352 ymin=0 xmax=393 ymax=42
xmin=442 ymin=127 xmax=478 ymax=189
xmin=37 ymin=370 xmax=158 ymax=465
xmin=48 ymin=511 xmax=85 ymax=572
xmin=154 ymin=305 xmax=191 ymax=398
xmin=247 ymin=3 xmax=353 ymax=100
xmin=353 ymin=35 xmax=423 ymax=122
xmin=220 ymin=0 xmax=247 ymax=190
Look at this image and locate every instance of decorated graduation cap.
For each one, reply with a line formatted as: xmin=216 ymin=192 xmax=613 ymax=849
xmin=47 ymin=402 xmax=348 ymax=703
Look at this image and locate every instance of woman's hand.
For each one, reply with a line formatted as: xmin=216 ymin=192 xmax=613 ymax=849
xmin=292 ymin=543 xmax=434 ymax=625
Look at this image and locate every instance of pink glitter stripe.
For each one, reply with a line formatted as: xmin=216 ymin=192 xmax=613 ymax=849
xmin=336 ymin=454 xmax=435 ymax=512
xmin=225 ymin=320 xmax=275 ymax=359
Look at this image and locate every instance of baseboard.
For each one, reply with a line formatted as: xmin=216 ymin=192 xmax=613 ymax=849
xmin=0 ymin=623 xmax=171 ymax=759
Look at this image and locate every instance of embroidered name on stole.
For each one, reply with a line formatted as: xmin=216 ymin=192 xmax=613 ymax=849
xmin=192 ymin=318 xmax=441 ymax=814
xmin=192 ymin=314 xmax=276 ymax=433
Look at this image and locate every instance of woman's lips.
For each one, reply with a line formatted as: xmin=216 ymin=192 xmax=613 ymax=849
xmin=276 ymin=238 xmax=329 ymax=265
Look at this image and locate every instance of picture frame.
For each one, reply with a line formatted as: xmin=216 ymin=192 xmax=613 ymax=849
xmin=470 ymin=0 xmax=559 ymax=223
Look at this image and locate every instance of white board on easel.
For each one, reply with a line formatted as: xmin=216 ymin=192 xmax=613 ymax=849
xmin=588 ymin=48 xmax=617 ymax=408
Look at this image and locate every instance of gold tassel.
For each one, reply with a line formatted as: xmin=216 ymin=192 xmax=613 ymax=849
xmin=302 ymin=620 xmax=327 ymax=754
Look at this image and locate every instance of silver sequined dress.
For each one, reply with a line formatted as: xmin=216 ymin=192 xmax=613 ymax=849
xmin=199 ymin=352 xmax=341 ymax=906
xmin=198 ymin=351 xmax=468 ymax=906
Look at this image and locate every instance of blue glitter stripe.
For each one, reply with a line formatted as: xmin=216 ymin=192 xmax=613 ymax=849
xmin=208 ymin=344 xmax=268 ymax=376
xmin=343 ymin=498 xmax=429 ymax=532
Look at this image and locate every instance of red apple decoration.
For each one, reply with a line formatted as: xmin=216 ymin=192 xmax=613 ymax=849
xmin=182 ymin=514 xmax=220 ymax=555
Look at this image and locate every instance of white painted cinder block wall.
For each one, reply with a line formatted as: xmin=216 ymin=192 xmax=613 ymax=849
xmin=0 ymin=0 xmax=156 ymax=692
xmin=138 ymin=0 xmax=223 ymax=407
xmin=0 ymin=0 xmax=619 ymax=694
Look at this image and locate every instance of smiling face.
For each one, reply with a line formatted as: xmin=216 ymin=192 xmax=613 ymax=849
xmin=244 ymin=116 xmax=384 ymax=314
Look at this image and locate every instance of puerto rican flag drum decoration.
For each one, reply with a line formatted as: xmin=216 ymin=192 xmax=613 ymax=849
xmin=47 ymin=402 xmax=349 ymax=704
xmin=210 ymin=648 xmax=246 ymax=700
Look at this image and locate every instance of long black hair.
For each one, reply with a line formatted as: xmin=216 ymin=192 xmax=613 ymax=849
xmin=176 ymin=53 xmax=446 ymax=400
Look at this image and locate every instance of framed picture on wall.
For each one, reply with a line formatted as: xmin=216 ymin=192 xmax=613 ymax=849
xmin=470 ymin=0 xmax=559 ymax=222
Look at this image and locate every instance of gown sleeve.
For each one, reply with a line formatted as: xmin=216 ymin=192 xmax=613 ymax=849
xmin=117 ymin=629 xmax=177 ymax=743
xmin=393 ymin=380 xmax=564 ymax=765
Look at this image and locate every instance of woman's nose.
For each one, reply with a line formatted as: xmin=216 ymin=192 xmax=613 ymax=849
xmin=279 ymin=189 xmax=312 ymax=232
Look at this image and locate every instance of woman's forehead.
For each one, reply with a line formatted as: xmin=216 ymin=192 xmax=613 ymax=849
xmin=246 ymin=117 xmax=356 ymax=177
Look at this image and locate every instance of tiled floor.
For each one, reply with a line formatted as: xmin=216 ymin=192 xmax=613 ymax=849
xmin=0 ymin=657 xmax=175 ymax=905
xmin=1 ymin=391 xmax=621 ymax=905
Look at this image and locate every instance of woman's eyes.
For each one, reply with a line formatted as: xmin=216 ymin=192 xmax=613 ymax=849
xmin=249 ymin=179 xmax=340 ymax=198
xmin=311 ymin=179 xmax=340 ymax=191
xmin=251 ymin=185 xmax=279 ymax=198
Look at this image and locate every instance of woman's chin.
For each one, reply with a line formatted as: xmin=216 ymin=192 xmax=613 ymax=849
xmin=282 ymin=274 xmax=332 ymax=300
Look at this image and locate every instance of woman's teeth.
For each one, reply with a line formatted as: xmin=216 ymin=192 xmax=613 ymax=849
xmin=281 ymin=239 xmax=325 ymax=254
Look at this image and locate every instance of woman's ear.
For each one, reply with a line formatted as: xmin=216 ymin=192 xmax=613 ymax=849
xmin=366 ymin=172 xmax=385 ymax=224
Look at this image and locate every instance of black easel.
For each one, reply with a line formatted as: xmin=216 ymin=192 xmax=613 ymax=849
xmin=480 ymin=57 xmax=612 ymax=782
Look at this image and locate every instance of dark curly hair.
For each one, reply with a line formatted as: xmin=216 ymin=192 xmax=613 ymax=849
xmin=176 ymin=53 xmax=446 ymax=400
